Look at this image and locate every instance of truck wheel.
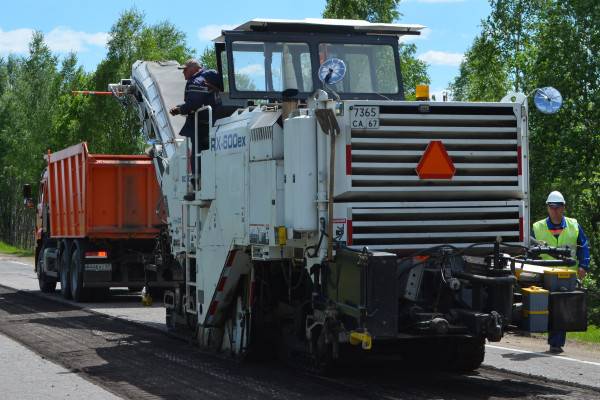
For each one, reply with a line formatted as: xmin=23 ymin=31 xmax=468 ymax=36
xmin=37 ymin=246 xmax=57 ymax=293
xmin=59 ymin=246 xmax=72 ymax=299
xmin=70 ymin=246 xmax=90 ymax=302
xmin=446 ymin=337 xmax=485 ymax=373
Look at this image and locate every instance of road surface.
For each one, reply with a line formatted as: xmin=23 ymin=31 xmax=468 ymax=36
xmin=1 ymin=254 xmax=599 ymax=399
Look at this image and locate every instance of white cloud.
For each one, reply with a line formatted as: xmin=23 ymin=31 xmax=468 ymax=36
xmin=429 ymin=88 xmax=452 ymax=102
xmin=45 ymin=27 xmax=109 ymax=52
xmin=400 ymin=27 xmax=431 ymax=43
xmin=0 ymin=28 xmax=35 ymax=54
xmin=0 ymin=26 xmax=108 ymax=55
xmin=197 ymin=24 xmax=237 ymax=42
xmin=418 ymin=50 xmax=464 ymax=66
xmin=237 ymin=63 xmax=264 ymax=75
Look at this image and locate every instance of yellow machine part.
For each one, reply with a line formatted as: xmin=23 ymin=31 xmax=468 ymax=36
xmin=521 ymin=286 xmax=548 ymax=294
xmin=349 ymin=331 xmax=372 ymax=350
xmin=544 ymin=268 xmax=575 ymax=279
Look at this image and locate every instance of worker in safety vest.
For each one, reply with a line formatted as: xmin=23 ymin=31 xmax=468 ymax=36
xmin=532 ymin=190 xmax=590 ymax=354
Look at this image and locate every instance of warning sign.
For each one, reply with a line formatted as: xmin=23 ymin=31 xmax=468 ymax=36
xmin=416 ymin=141 xmax=456 ymax=179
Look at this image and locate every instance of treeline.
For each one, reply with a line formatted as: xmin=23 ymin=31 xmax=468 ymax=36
xmin=0 ymin=1 xmax=430 ymax=250
xmin=450 ymin=0 xmax=599 ymax=278
xmin=0 ymin=10 xmax=193 ymax=248
xmin=450 ymin=0 xmax=599 ymax=322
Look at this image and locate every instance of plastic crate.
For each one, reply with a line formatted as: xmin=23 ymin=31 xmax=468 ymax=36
xmin=521 ymin=286 xmax=549 ymax=332
xmin=543 ymin=268 xmax=577 ymax=292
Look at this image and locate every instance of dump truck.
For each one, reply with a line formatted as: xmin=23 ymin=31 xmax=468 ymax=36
xmin=101 ymin=18 xmax=585 ymax=371
xmin=27 ymin=142 xmax=183 ymax=301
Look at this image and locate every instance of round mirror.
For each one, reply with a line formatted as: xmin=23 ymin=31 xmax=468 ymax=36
xmin=534 ymin=87 xmax=562 ymax=114
xmin=318 ymin=58 xmax=346 ymax=85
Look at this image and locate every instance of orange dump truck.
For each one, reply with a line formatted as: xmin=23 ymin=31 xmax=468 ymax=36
xmin=29 ymin=142 xmax=182 ymax=301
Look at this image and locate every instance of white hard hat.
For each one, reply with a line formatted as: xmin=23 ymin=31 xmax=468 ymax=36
xmin=546 ymin=191 xmax=565 ymax=204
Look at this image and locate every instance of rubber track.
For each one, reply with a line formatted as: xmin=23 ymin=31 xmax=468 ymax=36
xmin=0 ymin=286 xmax=597 ymax=400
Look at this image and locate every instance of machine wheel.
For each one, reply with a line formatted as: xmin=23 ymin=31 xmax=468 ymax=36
xmin=70 ymin=244 xmax=90 ymax=302
xmin=59 ymin=244 xmax=72 ymax=299
xmin=92 ymin=287 xmax=110 ymax=302
xmin=446 ymin=337 xmax=485 ymax=373
xmin=37 ymin=245 xmax=57 ymax=293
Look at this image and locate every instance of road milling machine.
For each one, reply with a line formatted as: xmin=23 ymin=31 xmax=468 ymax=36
xmin=107 ymin=19 xmax=587 ymax=372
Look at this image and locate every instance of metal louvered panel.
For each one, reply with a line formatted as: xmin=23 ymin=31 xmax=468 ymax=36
xmin=336 ymin=101 xmax=525 ymax=202
xmin=335 ymin=200 xmax=526 ymax=255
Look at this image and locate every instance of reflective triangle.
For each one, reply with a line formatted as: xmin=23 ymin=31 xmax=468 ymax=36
xmin=416 ymin=140 xmax=456 ymax=179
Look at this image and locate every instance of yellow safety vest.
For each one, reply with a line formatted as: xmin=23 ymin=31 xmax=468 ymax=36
xmin=532 ymin=217 xmax=579 ymax=270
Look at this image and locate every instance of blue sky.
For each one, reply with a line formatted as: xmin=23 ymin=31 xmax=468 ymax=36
xmin=0 ymin=0 xmax=491 ymax=98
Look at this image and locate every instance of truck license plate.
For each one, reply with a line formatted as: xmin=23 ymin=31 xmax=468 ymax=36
xmin=351 ymin=106 xmax=379 ymax=129
xmin=85 ymin=263 xmax=112 ymax=272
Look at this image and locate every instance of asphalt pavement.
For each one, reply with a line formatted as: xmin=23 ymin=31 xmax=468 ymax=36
xmin=1 ymin=253 xmax=599 ymax=394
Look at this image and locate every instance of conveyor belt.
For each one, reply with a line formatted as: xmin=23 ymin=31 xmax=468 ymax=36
xmin=131 ymin=60 xmax=186 ymax=159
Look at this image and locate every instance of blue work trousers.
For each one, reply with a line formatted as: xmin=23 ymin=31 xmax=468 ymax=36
xmin=548 ymin=330 xmax=566 ymax=347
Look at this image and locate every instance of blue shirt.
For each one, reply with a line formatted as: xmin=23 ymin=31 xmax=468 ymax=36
xmin=531 ymin=217 xmax=590 ymax=269
xmin=178 ymin=70 xmax=221 ymax=138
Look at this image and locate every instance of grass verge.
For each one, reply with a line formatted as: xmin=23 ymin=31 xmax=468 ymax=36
xmin=567 ymin=325 xmax=600 ymax=344
xmin=0 ymin=241 xmax=33 ymax=257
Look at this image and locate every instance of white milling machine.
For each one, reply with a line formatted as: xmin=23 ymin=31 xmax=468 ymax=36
xmin=109 ymin=19 xmax=576 ymax=372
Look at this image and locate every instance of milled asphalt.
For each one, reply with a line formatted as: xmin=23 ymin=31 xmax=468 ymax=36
xmin=1 ymin=254 xmax=600 ymax=393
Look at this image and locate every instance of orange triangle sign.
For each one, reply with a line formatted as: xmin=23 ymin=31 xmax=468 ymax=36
xmin=416 ymin=141 xmax=456 ymax=179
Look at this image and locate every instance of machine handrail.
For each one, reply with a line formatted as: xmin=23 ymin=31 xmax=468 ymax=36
xmin=192 ymin=105 xmax=213 ymax=192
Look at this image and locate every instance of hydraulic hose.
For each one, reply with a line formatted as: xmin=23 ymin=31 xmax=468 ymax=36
xmin=454 ymin=271 xmax=516 ymax=286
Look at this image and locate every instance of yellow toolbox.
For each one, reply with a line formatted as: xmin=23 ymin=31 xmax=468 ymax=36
xmin=543 ymin=268 xmax=577 ymax=291
xmin=521 ymin=286 xmax=549 ymax=332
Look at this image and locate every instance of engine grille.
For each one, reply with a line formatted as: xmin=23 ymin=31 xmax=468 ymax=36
xmin=334 ymin=102 xmax=528 ymax=254
xmin=341 ymin=200 xmax=525 ymax=254
xmin=340 ymin=102 xmax=524 ymax=201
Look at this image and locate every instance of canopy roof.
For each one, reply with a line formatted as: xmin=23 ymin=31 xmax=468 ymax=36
xmin=213 ymin=18 xmax=425 ymax=42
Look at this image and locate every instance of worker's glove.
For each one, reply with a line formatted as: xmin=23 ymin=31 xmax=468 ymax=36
xmin=169 ymin=107 xmax=181 ymax=116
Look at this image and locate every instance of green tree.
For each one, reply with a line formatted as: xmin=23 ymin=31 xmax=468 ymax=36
xmin=449 ymin=32 xmax=509 ymax=101
xmin=322 ymin=0 xmax=430 ymax=100
xmin=0 ymin=8 xmax=194 ymax=249
xmin=448 ymin=0 xmax=600 ymax=321
xmin=400 ymin=43 xmax=430 ymax=100
xmin=323 ymin=0 xmax=400 ymax=22
xmin=81 ymin=8 xmax=193 ymax=155
xmin=199 ymin=47 xmax=217 ymax=70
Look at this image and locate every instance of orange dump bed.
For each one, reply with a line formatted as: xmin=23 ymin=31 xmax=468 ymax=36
xmin=46 ymin=142 xmax=161 ymax=239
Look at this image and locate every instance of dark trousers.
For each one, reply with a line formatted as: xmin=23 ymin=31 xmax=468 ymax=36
xmin=548 ymin=331 xmax=566 ymax=347
xmin=187 ymin=122 xmax=209 ymax=178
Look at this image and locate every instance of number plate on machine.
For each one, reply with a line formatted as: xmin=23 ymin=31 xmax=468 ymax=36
xmin=351 ymin=106 xmax=380 ymax=129
xmin=85 ymin=263 xmax=112 ymax=272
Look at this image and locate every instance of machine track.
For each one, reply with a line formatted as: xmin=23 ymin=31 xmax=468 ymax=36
xmin=0 ymin=285 xmax=597 ymax=400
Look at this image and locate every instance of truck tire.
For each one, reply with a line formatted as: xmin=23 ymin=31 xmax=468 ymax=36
xmin=446 ymin=337 xmax=485 ymax=373
xmin=36 ymin=245 xmax=57 ymax=293
xmin=59 ymin=244 xmax=72 ymax=299
xmin=70 ymin=245 xmax=91 ymax=302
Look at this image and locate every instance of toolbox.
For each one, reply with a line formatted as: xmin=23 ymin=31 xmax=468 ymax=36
xmin=543 ymin=268 xmax=577 ymax=291
xmin=521 ymin=286 xmax=549 ymax=332
xmin=549 ymin=290 xmax=587 ymax=331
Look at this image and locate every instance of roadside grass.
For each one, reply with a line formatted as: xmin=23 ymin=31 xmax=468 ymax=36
xmin=567 ymin=325 xmax=600 ymax=344
xmin=0 ymin=241 xmax=33 ymax=257
xmin=534 ymin=325 xmax=600 ymax=345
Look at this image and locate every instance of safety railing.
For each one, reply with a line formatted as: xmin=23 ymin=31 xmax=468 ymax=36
xmin=189 ymin=105 xmax=213 ymax=195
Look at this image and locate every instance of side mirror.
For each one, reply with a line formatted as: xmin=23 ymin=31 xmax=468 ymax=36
xmin=22 ymin=184 xmax=34 ymax=209
xmin=22 ymin=184 xmax=32 ymax=199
